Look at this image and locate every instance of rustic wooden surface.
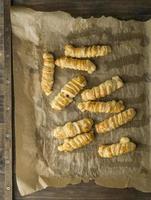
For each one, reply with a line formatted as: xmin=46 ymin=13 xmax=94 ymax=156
xmin=0 ymin=0 xmax=5 ymax=198
xmin=12 ymin=0 xmax=151 ymax=20
xmin=14 ymin=181 xmax=151 ymax=200
xmin=1 ymin=0 xmax=151 ymax=199
xmin=0 ymin=0 xmax=12 ymax=200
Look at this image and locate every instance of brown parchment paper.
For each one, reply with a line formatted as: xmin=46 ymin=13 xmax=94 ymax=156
xmin=11 ymin=7 xmax=151 ymax=196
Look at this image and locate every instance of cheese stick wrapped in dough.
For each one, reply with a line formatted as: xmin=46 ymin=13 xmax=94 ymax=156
xmin=41 ymin=53 xmax=55 ymax=95
xmin=55 ymin=56 xmax=96 ymax=74
xmin=98 ymin=137 xmax=136 ymax=158
xmin=58 ymin=131 xmax=94 ymax=152
xmin=95 ymin=108 xmax=136 ymax=134
xmin=81 ymin=76 xmax=124 ymax=101
xmin=64 ymin=44 xmax=111 ymax=58
xmin=50 ymin=75 xmax=86 ymax=110
xmin=77 ymin=100 xmax=125 ymax=113
xmin=53 ymin=118 xmax=93 ymax=139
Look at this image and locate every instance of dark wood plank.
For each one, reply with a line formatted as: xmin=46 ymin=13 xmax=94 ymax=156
xmin=12 ymin=0 xmax=151 ymax=20
xmin=14 ymin=180 xmax=151 ymax=200
xmin=0 ymin=0 xmax=5 ymax=199
xmin=4 ymin=0 xmax=13 ymax=197
xmin=11 ymin=0 xmax=151 ymax=199
xmin=0 ymin=0 xmax=12 ymax=199
xmin=0 ymin=173 xmax=4 ymax=199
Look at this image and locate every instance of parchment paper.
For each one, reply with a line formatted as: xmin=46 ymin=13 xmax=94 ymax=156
xmin=11 ymin=7 xmax=151 ymax=196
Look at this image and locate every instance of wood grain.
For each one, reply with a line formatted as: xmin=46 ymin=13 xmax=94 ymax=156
xmin=14 ymin=180 xmax=151 ymax=200
xmin=6 ymin=0 xmax=151 ymax=199
xmin=0 ymin=173 xmax=4 ymax=199
xmin=13 ymin=0 xmax=151 ymax=20
xmin=4 ymin=0 xmax=13 ymax=198
xmin=0 ymin=0 xmax=5 ymax=199
xmin=0 ymin=0 xmax=12 ymax=199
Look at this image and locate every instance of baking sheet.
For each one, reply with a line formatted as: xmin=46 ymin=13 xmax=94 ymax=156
xmin=11 ymin=7 xmax=151 ymax=196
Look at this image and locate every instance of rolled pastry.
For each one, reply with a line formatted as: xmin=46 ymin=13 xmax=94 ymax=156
xmin=77 ymin=100 xmax=125 ymax=113
xmin=81 ymin=76 xmax=124 ymax=101
xmin=64 ymin=44 xmax=111 ymax=58
xmin=95 ymin=108 xmax=136 ymax=134
xmin=53 ymin=118 xmax=93 ymax=139
xmin=98 ymin=137 xmax=136 ymax=158
xmin=41 ymin=53 xmax=55 ymax=95
xmin=58 ymin=131 xmax=94 ymax=152
xmin=55 ymin=56 xmax=96 ymax=74
xmin=61 ymin=75 xmax=87 ymax=98
xmin=50 ymin=75 xmax=86 ymax=110
xmin=51 ymin=93 xmax=73 ymax=111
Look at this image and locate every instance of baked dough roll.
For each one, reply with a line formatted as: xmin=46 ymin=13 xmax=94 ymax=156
xmin=58 ymin=131 xmax=94 ymax=152
xmin=95 ymin=108 xmax=136 ymax=134
xmin=50 ymin=75 xmax=86 ymax=110
xmin=50 ymin=93 xmax=73 ymax=111
xmin=53 ymin=118 xmax=93 ymax=139
xmin=55 ymin=56 xmax=96 ymax=74
xmin=98 ymin=137 xmax=136 ymax=158
xmin=41 ymin=53 xmax=55 ymax=95
xmin=64 ymin=44 xmax=111 ymax=58
xmin=81 ymin=76 xmax=124 ymax=101
xmin=77 ymin=100 xmax=125 ymax=113
xmin=61 ymin=75 xmax=87 ymax=98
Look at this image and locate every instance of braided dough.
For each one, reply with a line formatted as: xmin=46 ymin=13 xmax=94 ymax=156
xmin=81 ymin=76 xmax=124 ymax=101
xmin=58 ymin=131 xmax=94 ymax=152
xmin=41 ymin=53 xmax=55 ymax=95
xmin=53 ymin=118 xmax=93 ymax=139
xmin=98 ymin=137 xmax=136 ymax=158
xmin=95 ymin=108 xmax=136 ymax=134
xmin=77 ymin=100 xmax=125 ymax=113
xmin=55 ymin=56 xmax=96 ymax=74
xmin=64 ymin=44 xmax=111 ymax=58
xmin=50 ymin=75 xmax=86 ymax=110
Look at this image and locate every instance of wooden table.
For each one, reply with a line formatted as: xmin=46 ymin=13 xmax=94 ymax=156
xmin=1 ymin=0 xmax=151 ymax=199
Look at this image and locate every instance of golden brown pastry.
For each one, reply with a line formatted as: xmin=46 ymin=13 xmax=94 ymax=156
xmin=81 ymin=76 xmax=124 ymax=101
xmin=64 ymin=44 xmax=111 ymax=58
xmin=41 ymin=53 xmax=55 ymax=95
xmin=58 ymin=131 xmax=94 ymax=152
xmin=50 ymin=93 xmax=72 ymax=111
xmin=53 ymin=118 xmax=93 ymax=139
xmin=55 ymin=56 xmax=96 ymax=74
xmin=98 ymin=137 xmax=136 ymax=158
xmin=50 ymin=75 xmax=86 ymax=110
xmin=95 ymin=108 xmax=136 ymax=134
xmin=61 ymin=75 xmax=87 ymax=98
xmin=77 ymin=100 xmax=125 ymax=113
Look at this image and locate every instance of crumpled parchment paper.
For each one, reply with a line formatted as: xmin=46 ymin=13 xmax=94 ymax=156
xmin=11 ymin=7 xmax=151 ymax=196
